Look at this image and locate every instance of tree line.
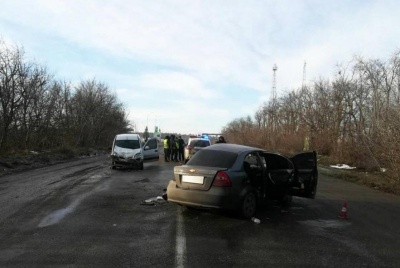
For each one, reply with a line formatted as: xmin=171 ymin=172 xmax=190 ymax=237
xmin=223 ymin=50 xmax=400 ymax=182
xmin=0 ymin=39 xmax=130 ymax=154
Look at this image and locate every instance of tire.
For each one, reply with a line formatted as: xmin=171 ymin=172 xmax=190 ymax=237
xmin=240 ymin=191 xmax=257 ymax=219
xmin=139 ymin=162 xmax=144 ymax=170
xmin=281 ymin=194 xmax=293 ymax=208
xmin=111 ymin=161 xmax=116 ymax=170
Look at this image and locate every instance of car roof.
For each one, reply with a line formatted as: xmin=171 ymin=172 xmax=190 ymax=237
xmin=188 ymin=138 xmax=210 ymax=143
xmin=115 ymin=133 xmax=140 ymax=140
xmin=202 ymin=143 xmax=264 ymax=154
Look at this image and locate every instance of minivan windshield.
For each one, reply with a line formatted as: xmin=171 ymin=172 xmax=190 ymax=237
xmin=187 ymin=150 xmax=237 ymax=168
xmin=115 ymin=139 xmax=141 ymax=149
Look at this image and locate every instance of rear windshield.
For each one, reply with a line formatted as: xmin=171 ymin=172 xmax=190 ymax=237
xmin=187 ymin=150 xmax=237 ymax=168
xmin=115 ymin=139 xmax=141 ymax=149
xmin=189 ymin=140 xmax=210 ymax=147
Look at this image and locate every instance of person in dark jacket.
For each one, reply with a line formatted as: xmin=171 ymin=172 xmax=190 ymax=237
xmin=178 ymin=136 xmax=185 ymax=162
xmin=215 ymin=136 xmax=227 ymax=143
xmin=169 ymin=135 xmax=176 ymax=161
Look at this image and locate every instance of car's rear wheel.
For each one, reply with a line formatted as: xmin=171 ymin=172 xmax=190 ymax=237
xmin=281 ymin=194 xmax=292 ymax=208
xmin=240 ymin=191 xmax=257 ymax=219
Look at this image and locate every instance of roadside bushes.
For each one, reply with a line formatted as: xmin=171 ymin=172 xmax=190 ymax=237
xmin=223 ymin=49 xmax=400 ymax=187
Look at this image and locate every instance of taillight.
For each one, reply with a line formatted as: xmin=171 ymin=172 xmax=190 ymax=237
xmin=212 ymin=171 xmax=232 ymax=187
xmin=186 ymin=145 xmax=192 ymax=150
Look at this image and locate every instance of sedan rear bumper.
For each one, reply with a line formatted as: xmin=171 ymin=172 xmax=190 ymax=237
xmin=166 ymin=180 xmax=237 ymax=210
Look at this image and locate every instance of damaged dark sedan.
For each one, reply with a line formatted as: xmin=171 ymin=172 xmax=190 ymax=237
xmin=166 ymin=144 xmax=317 ymax=218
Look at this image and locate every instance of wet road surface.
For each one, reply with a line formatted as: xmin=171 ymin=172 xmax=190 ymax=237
xmin=0 ymin=155 xmax=400 ymax=267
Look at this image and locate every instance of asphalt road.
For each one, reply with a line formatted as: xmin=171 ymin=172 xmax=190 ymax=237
xmin=0 ymin=154 xmax=400 ymax=268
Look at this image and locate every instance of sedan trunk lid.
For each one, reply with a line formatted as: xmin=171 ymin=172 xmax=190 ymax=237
xmin=173 ymin=166 xmax=227 ymax=190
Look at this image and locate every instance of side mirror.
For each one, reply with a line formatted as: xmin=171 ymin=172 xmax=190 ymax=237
xmin=144 ymin=145 xmax=150 ymax=150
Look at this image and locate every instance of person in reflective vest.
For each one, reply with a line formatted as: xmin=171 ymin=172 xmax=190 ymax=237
xmin=163 ymin=136 xmax=170 ymax=162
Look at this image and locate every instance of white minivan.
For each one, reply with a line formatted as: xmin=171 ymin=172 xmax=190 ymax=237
xmin=110 ymin=133 xmax=159 ymax=170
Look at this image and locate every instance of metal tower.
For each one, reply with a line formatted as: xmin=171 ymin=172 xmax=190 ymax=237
xmin=302 ymin=61 xmax=307 ymax=89
xmin=272 ymin=64 xmax=278 ymax=101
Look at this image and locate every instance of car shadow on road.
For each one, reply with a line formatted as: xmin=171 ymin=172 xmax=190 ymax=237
xmin=177 ymin=199 xmax=304 ymax=225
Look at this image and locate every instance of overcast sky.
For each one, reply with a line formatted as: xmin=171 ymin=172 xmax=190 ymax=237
xmin=1 ymin=0 xmax=399 ymax=134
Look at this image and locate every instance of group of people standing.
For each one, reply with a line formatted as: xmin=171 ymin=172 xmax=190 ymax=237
xmin=163 ymin=135 xmax=185 ymax=162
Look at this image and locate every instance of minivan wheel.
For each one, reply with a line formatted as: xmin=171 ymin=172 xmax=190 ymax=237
xmin=240 ymin=191 xmax=257 ymax=219
xmin=139 ymin=162 xmax=144 ymax=170
xmin=111 ymin=161 xmax=116 ymax=170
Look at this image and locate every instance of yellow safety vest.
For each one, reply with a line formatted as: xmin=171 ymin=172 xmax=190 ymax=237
xmin=163 ymin=139 xmax=169 ymax=149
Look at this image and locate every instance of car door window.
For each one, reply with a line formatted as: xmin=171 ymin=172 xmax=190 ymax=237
xmin=243 ymin=153 xmax=263 ymax=187
xmin=146 ymin=139 xmax=157 ymax=150
xmin=262 ymin=153 xmax=294 ymax=185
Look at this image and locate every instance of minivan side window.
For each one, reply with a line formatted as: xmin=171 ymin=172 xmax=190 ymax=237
xmin=146 ymin=139 xmax=157 ymax=149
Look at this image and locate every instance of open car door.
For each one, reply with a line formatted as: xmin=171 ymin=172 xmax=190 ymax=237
xmin=143 ymin=138 xmax=160 ymax=162
xmin=260 ymin=152 xmax=295 ymax=201
xmin=290 ymin=151 xmax=318 ymax=198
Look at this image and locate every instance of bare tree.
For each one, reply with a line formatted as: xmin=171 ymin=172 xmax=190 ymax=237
xmin=0 ymin=39 xmax=130 ymax=153
xmin=223 ymin=49 xmax=400 ymax=182
xmin=0 ymin=39 xmax=26 ymax=152
xmin=70 ymin=79 xmax=128 ymax=147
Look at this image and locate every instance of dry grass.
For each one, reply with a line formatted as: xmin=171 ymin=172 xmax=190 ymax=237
xmin=319 ymin=165 xmax=400 ymax=196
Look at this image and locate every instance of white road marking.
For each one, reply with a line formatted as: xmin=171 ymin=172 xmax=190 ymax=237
xmin=175 ymin=207 xmax=186 ymax=268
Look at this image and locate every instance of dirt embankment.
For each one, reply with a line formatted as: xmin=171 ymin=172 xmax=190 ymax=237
xmin=0 ymin=149 xmax=109 ymax=177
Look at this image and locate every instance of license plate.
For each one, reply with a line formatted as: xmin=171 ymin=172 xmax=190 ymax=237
xmin=182 ymin=175 xmax=204 ymax=184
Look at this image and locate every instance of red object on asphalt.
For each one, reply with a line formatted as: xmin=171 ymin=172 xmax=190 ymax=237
xmin=339 ymin=202 xmax=348 ymax=219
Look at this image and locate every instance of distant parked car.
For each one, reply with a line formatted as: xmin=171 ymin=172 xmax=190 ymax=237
xmin=184 ymin=137 xmax=211 ymax=161
xmin=110 ymin=134 xmax=159 ymax=170
xmin=167 ymin=144 xmax=317 ymax=218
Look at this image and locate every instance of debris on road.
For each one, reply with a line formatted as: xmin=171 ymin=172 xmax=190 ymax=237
xmin=141 ymin=196 xmax=167 ymax=206
xmin=330 ymin=164 xmax=356 ymax=170
xmin=339 ymin=202 xmax=348 ymax=219
xmin=251 ymin=217 xmax=261 ymax=224
xmin=162 ymin=188 xmax=168 ymax=200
